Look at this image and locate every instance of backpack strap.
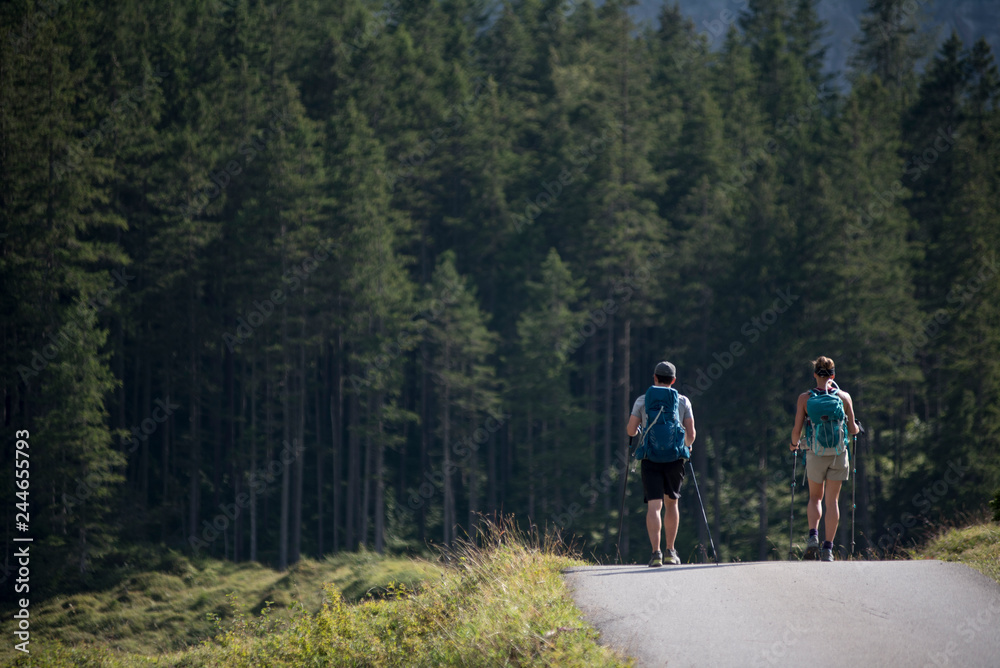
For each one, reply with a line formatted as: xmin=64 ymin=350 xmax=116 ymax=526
xmin=805 ymin=388 xmax=823 ymax=449
xmin=639 ymin=405 xmax=666 ymax=457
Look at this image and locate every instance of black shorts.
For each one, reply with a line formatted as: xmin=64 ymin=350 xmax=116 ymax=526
xmin=641 ymin=459 xmax=686 ymax=502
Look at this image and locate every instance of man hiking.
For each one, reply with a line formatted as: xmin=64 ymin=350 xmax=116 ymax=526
xmin=790 ymin=356 xmax=859 ymax=561
xmin=626 ymin=361 xmax=696 ymax=567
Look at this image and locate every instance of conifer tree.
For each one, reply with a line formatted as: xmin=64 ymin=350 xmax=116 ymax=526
xmin=509 ymin=249 xmax=590 ymax=530
xmin=1 ymin=0 xmax=130 ymax=578
xmin=849 ymin=0 xmax=932 ymax=108
xmin=423 ymin=251 xmax=499 ymax=545
xmin=814 ymin=72 xmax=923 ymax=548
xmin=905 ymin=38 xmax=1000 ymax=516
xmin=332 ymin=97 xmax=417 ymax=552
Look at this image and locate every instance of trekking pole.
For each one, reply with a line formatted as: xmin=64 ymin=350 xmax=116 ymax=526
xmin=851 ymin=435 xmax=857 ymax=557
xmin=616 ymin=434 xmax=635 ymax=564
xmin=687 ymin=460 xmax=718 ymax=564
xmin=789 ymin=447 xmax=799 ymax=560
xmin=851 ymin=420 xmax=863 ymax=558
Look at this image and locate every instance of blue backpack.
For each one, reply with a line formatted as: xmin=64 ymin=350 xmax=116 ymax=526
xmin=805 ymin=386 xmax=850 ymax=455
xmin=635 ymin=386 xmax=689 ymax=463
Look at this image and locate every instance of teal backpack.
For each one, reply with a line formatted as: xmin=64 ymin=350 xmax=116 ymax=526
xmin=635 ymin=386 xmax=689 ymax=463
xmin=805 ymin=385 xmax=850 ymax=455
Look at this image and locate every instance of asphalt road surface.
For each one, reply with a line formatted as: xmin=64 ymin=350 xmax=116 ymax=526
xmin=564 ymin=560 xmax=1000 ymax=668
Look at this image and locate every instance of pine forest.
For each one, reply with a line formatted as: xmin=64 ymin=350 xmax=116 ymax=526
xmin=2 ymin=0 xmax=1000 ymax=592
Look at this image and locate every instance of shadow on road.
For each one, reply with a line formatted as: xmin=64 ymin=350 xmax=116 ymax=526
xmin=564 ymin=562 xmax=750 ymax=576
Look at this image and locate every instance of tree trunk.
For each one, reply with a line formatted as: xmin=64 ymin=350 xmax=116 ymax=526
xmin=291 ymin=309 xmax=306 ymax=565
xmin=526 ymin=407 xmax=534 ymax=524
xmin=235 ymin=357 xmax=246 ymax=563
xmin=316 ymin=357 xmax=324 ymax=557
xmin=419 ymin=339 xmax=429 ymax=542
xmin=162 ymin=367 xmax=172 ymax=544
xmin=360 ymin=395 xmax=373 ymax=548
xmin=140 ymin=356 xmax=151 ymax=510
xmin=132 ymin=348 xmax=143 ymax=495
xmin=188 ymin=299 xmax=201 ymax=552
xmin=713 ymin=433 xmax=722 ymax=559
xmin=487 ymin=398 xmax=497 ymax=515
xmin=758 ymin=424 xmax=769 ymax=561
xmin=503 ymin=400 xmax=512 ymax=517
xmin=399 ymin=371 xmax=411 ymax=528
xmin=331 ymin=333 xmax=343 ymax=553
xmin=347 ymin=377 xmax=360 ymax=550
xmin=443 ymin=367 xmax=453 ymax=546
xmin=265 ymin=355 xmax=273 ymax=543
xmin=859 ymin=436 xmax=872 ymax=553
xmin=375 ymin=405 xmax=385 ymax=553
xmin=602 ymin=314 xmax=615 ymax=552
xmin=620 ymin=317 xmax=630 ymax=559
xmin=695 ymin=429 xmax=709 ymax=560
xmin=588 ymin=335 xmax=598 ymax=481
xmin=217 ymin=347 xmax=233 ymax=550
xmin=249 ymin=352 xmax=259 ymax=562
xmin=467 ymin=411 xmax=478 ymax=537
xmin=279 ymin=293 xmax=290 ymax=569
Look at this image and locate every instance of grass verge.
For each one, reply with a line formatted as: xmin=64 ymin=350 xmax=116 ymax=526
xmin=0 ymin=548 xmax=442 ymax=666
xmin=915 ymin=520 xmax=1000 ymax=585
xmin=5 ymin=520 xmax=628 ymax=667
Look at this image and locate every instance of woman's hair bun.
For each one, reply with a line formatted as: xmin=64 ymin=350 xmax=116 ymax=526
xmin=812 ymin=356 xmax=835 ymax=374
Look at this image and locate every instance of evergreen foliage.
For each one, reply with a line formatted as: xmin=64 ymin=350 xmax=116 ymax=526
xmin=2 ymin=0 xmax=1000 ymax=588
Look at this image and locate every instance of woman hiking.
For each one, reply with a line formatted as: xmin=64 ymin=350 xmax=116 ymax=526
xmin=790 ymin=356 xmax=859 ymax=561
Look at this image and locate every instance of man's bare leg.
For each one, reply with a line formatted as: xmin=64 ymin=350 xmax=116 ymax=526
xmin=663 ymin=496 xmax=679 ymax=551
xmin=646 ymin=499 xmax=663 ymax=552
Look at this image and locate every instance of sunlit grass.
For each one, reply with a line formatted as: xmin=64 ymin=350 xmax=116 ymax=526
xmin=915 ymin=520 xmax=1000 ymax=585
xmin=0 ymin=548 xmax=443 ymax=666
xmin=4 ymin=520 xmax=628 ymax=667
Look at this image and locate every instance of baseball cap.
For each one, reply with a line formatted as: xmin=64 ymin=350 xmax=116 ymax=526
xmin=654 ymin=361 xmax=676 ymax=378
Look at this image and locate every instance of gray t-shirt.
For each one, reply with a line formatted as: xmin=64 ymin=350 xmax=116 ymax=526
xmin=631 ymin=392 xmax=693 ymax=428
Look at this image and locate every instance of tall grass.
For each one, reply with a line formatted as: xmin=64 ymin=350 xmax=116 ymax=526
xmin=186 ymin=518 xmax=626 ymax=667
xmin=1 ymin=548 xmax=443 ymax=666
xmin=915 ymin=516 xmax=1000 ymax=585
xmin=7 ymin=518 xmax=628 ymax=667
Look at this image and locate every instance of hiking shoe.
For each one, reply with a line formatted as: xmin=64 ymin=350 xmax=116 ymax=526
xmin=648 ymin=550 xmax=663 ymax=567
xmin=804 ymin=534 xmax=820 ymax=561
xmin=664 ymin=548 xmax=681 ymax=565
xmin=821 ymin=547 xmax=835 ymax=562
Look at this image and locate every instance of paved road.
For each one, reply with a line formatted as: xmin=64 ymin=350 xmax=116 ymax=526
xmin=564 ymin=560 xmax=1000 ymax=668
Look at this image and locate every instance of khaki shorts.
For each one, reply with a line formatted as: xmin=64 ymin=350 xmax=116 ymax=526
xmin=805 ymin=449 xmax=850 ymax=483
